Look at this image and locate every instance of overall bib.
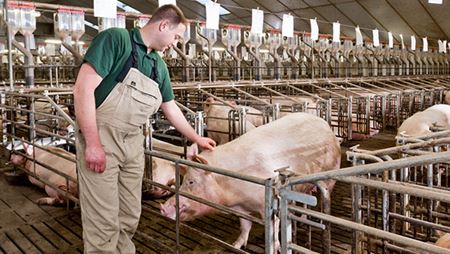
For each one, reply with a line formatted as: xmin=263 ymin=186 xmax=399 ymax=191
xmin=76 ymin=32 xmax=162 ymax=254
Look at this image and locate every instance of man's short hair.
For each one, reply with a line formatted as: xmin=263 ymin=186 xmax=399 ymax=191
xmin=149 ymin=4 xmax=189 ymax=26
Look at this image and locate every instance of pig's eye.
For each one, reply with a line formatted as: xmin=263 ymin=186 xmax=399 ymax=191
xmin=187 ymin=179 xmax=195 ymax=185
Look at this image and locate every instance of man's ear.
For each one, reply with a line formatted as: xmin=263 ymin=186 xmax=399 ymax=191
xmin=159 ymin=20 xmax=169 ymax=31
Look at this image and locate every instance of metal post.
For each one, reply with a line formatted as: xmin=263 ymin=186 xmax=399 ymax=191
xmin=264 ymin=179 xmax=274 ymax=254
xmin=5 ymin=0 xmax=14 ymax=90
xmin=194 ymin=111 xmax=205 ymax=136
xmin=272 ymin=103 xmax=280 ymax=121
xmin=280 ymin=186 xmax=292 ymax=254
xmin=348 ymin=96 xmax=353 ymax=140
xmin=238 ymin=107 xmax=247 ymax=135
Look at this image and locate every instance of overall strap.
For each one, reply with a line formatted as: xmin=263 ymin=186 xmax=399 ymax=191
xmin=116 ymin=31 xmax=138 ymax=82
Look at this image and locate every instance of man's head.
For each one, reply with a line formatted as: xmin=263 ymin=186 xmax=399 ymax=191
xmin=146 ymin=4 xmax=188 ymax=52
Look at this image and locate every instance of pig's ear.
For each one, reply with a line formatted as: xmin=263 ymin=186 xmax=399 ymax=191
xmin=192 ymin=155 xmax=208 ymax=165
xmin=25 ymin=144 xmax=34 ymax=156
xmin=20 ymin=139 xmax=33 ymax=156
xmin=186 ymin=143 xmax=199 ymax=160
xmin=204 ymin=97 xmax=215 ymax=111
xmin=205 ymin=97 xmax=215 ymax=104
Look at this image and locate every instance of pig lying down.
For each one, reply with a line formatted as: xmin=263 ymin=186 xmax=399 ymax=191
xmin=161 ymin=112 xmax=341 ymax=249
xmin=398 ymin=104 xmax=450 ymax=137
xmin=10 ymin=143 xmax=77 ymax=205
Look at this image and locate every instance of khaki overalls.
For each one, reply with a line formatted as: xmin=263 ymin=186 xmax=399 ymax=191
xmin=76 ymin=32 xmax=162 ymax=254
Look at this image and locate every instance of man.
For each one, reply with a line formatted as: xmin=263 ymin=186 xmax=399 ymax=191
xmin=73 ymin=5 xmax=216 ymax=253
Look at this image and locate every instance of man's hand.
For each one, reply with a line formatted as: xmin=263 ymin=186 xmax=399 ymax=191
xmin=195 ymin=136 xmax=216 ymax=151
xmin=85 ymin=144 xmax=106 ymax=173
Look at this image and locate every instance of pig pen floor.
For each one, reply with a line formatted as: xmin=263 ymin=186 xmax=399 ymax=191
xmin=0 ymin=131 xmax=397 ymax=254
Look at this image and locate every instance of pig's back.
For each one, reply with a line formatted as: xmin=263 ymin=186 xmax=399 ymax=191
xmin=207 ymin=113 xmax=341 ymax=178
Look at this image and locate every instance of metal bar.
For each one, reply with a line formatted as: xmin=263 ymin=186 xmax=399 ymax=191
xmin=264 ymin=179 xmax=274 ymax=254
xmin=288 ymin=243 xmax=320 ymax=254
xmin=5 ymin=0 xmax=14 ymax=90
xmin=147 ymin=150 xmax=267 ymax=185
xmin=291 ymin=206 xmax=450 ymax=254
xmin=289 ymin=151 xmax=450 ymax=185
xmin=280 ymin=189 xmax=317 ymax=206
xmin=230 ymin=86 xmax=272 ymax=105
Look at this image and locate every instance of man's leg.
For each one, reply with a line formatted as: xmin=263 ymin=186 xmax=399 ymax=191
xmin=77 ymin=128 xmax=121 ymax=254
xmin=116 ymin=133 xmax=145 ymax=253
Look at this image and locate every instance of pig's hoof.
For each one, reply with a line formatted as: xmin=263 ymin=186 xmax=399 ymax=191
xmin=232 ymin=238 xmax=247 ymax=249
xmin=274 ymin=240 xmax=280 ymax=253
xmin=35 ymin=197 xmax=56 ymax=205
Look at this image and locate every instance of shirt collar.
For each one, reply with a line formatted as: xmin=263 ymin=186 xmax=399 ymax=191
xmin=131 ymin=28 xmax=157 ymax=58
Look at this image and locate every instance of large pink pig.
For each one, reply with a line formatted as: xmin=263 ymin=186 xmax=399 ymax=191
xmin=10 ymin=143 xmax=77 ymax=205
xmin=161 ymin=113 xmax=341 ymax=249
xmin=398 ymin=104 xmax=450 ymax=137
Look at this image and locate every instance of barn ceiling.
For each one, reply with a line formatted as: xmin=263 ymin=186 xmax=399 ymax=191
xmin=16 ymin=0 xmax=450 ymax=47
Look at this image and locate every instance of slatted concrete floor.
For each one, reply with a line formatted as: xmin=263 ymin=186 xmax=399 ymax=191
xmin=0 ymin=131 xmax=398 ymax=253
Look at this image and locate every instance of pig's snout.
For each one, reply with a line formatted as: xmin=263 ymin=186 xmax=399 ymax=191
xmin=160 ymin=203 xmax=176 ymax=219
xmin=160 ymin=203 xmax=186 ymax=220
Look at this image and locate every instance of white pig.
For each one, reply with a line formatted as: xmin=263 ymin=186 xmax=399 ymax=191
xmin=10 ymin=143 xmax=77 ymax=205
xmin=161 ymin=113 xmax=341 ymax=249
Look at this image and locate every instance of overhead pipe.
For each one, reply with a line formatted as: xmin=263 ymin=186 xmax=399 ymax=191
xmin=221 ymin=26 xmax=241 ymax=81
xmin=196 ymin=24 xmax=214 ymax=82
xmin=11 ymin=40 xmax=34 ymax=87
xmin=5 ymin=0 xmax=14 ymax=90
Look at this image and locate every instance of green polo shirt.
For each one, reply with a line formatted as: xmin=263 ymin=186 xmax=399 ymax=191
xmin=84 ymin=28 xmax=174 ymax=108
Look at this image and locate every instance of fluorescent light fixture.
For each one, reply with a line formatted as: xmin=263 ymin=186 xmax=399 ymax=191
xmin=85 ymin=20 xmax=99 ymax=30
xmin=117 ymin=1 xmax=141 ymax=13
xmin=45 ymin=39 xmax=62 ymax=44
xmin=196 ymin=0 xmax=230 ymax=15
xmin=428 ymin=0 xmax=443 ymax=4
xmin=212 ymin=47 xmax=225 ymax=51
xmin=44 ymin=39 xmax=85 ymax=45
xmin=259 ymin=49 xmax=269 ymax=53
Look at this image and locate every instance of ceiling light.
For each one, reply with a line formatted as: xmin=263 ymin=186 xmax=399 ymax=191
xmin=45 ymin=39 xmax=62 ymax=44
xmin=117 ymin=1 xmax=141 ymax=13
xmin=44 ymin=39 xmax=85 ymax=45
xmin=428 ymin=0 xmax=443 ymax=4
xmin=85 ymin=20 xmax=98 ymax=30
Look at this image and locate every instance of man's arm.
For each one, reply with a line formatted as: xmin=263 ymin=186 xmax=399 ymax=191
xmin=73 ymin=63 xmax=106 ymax=173
xmin=161 ymin=100 xmax=216 ymax=151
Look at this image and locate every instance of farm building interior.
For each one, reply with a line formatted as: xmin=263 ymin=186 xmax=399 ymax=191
xmin=0 ymin=0 xmax=450 ymax=253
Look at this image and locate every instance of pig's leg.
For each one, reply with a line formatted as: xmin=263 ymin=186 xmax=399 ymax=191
xmin=233 ymin=218 xmax=252 ymax=249
xmin=273 ymin=214 xmax=280 ymax=253
xmin=36 ymin=185 xmax=63 ymax=205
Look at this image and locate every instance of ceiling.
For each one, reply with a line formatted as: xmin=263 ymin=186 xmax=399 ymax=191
xmin=15 ymin=0 xmax=450 ymax=47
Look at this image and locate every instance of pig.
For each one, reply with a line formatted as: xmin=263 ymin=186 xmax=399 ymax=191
xmin=397 ymin=104 xmax=450 ymax=137
xmin=160 ymin=113 xmax=341 ymax=249
xmin=204 ymin=97 xmax=263 ymax=145
xmin=436 ymin=233 xmax=450 ymax=248
xmin=445 ymin=91 xmax=450 ymax=105
xmin=10 ymin=143 xmax=77 ymax=205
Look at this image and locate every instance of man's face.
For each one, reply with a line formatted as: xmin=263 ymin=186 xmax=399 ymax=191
xmin=158 ymin=20 xmax=186 ymax=52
